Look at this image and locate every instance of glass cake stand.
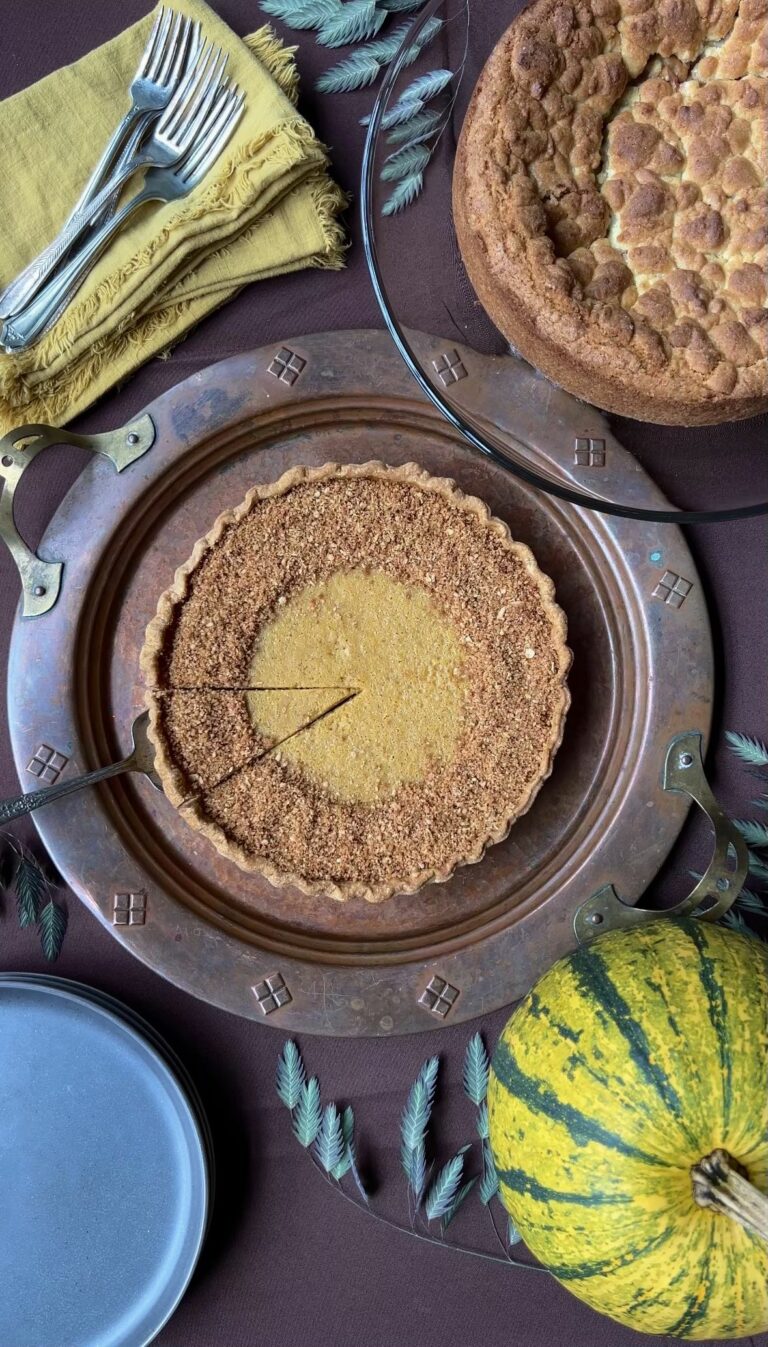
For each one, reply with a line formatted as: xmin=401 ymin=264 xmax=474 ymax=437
xmin=361 ymin=0 xmax=768 ymax=522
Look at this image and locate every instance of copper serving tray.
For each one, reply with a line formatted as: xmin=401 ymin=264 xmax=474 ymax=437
xmin=6 ymin=331 xmax=713 ymax=1034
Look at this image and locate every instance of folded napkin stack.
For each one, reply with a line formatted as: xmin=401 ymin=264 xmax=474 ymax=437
xmin=0 ymin=0 xmax=347 ymax=433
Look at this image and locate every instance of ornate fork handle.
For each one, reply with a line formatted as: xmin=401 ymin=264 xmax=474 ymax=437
xmin=0 ymin=147 xmax=162 ymax=332
xmin=0 ymin=109 xmax=148 ymax=321
xmin=2 ymin=175 xmax=170 ymax=352
xmin=0 ymin=759 xmax=129 ymax=823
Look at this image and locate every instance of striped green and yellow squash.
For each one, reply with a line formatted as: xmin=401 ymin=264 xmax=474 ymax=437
xmin=489 ymin=919 xmax=768 ymax=1339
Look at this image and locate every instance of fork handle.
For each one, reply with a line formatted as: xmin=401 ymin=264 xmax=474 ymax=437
xmin=72 ymin=106 xmax=144 ymax=216
xmin=0 ymin=136 xmax=153 ymax=322
xmin=0 ymin=758 xmax=131 ymax=823
xmin=2 ymin=183 xmax=158 ymax=351
xmin=89 ymin=113 xmax=155 ymax=227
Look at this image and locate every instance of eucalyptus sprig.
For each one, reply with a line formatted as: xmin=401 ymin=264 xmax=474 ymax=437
xmin=719 ymin=732 xmax=768 ymax=942
xmin=276 ymin=1034 xmax=543 ymax=1270
xmin=1 ymin=834 xmax=67 ymax=961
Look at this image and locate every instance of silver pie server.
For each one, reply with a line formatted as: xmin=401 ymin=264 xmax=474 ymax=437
xmin=0 ymin=711 xmax=160 ymax=823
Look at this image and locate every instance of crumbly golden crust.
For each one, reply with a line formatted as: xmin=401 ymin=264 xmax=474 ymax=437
xmin=141 ymin=462 xmax=571 ymax=903
xmin=453 ymin=0 xmax=768 ymax=425
xmin=146 ymin=690 xmax=267 ymax=807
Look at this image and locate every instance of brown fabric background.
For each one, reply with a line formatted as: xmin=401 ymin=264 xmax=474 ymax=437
xmin=1 ymin=5 xmax=767 ymax=1345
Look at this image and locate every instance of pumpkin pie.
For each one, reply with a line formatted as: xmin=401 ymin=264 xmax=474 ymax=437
xmin=141 ymin=462 xmax=571 ymax=902
xmin=453 ymin=0 xmax=768 ymax=425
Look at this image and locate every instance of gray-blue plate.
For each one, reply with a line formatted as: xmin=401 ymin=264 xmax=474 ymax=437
xmin=0 ymin=978 xmax=209 ymax=1347
xmin=0 ymin=974 xmax=215 ymax=1190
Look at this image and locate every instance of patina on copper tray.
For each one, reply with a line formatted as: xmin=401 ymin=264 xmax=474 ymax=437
xmin=6 ymin=331 xmax=715 ymax=1034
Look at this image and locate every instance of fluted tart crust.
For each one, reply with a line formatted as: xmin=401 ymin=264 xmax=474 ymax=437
xmin=141 ymin=462 xmax=571 ymax=903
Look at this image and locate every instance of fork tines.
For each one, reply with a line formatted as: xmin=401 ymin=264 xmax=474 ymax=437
xmin=160 ymin=41 xmax=229 ymax=142
xmin=177 ymin=85 xmax=246 ymax=185
xmin=139 ymin=7 xmax=198 ymax=88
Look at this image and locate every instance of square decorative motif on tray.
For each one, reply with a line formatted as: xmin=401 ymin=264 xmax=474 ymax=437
xmin=113 ymin=892 xmax=147 ymax=926
xmin=27 ymin=744 xmax=69 ymax=783
xmin=432 ymin=350 xmax=468 ymax=386
xmin=268 ymin=348 xmax=306 ymax=386
xmin=573 ymin=436 xmax=606 ymax=467
xmin=252 ymin=973 xmax=292 ymax=1015
xmin=652 ymin=570 xmax=693 ymax=608
xmin=418 ymin=975 xmax=460 ymax=1018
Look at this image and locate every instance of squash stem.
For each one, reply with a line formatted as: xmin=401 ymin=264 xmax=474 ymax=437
xmin=691 ymin=1149 xmax=768 ymax=1244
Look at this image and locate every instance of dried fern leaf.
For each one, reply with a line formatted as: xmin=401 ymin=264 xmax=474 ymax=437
xmin=723 ymin=909 xmax=759 ymax=937
xmin=260 ymin=0 xmax=340 ymax=27
xmin=404 ymin=1138 xmax=426 ymax=1200
xmin=385 ymin=106 xmax=443 ymax=144
xmin=361 ymin=96 xmax=421 ymax=129
xmin=748 ymin=851 xmax=768 ymax=880
xmin=425 ymin=1149 xmax=467 ymax=1222
xmin=443 ymin=1176 xmax=477 ymax=1227
xmin=39 ymin=899 xmax=66 ymax=962
xmin=316 ymin=49 xmax=382 ymax=91
xmin=734 ymin=888 xmax=768 ymax=914
xmin=382 ymin=171 xmax=423 ymax=213
xmin=314 ymin=1102 xmax=345 ymax=1173
xmin=318 ymin=0 xmax=386 ymax=47
xmin=293 ymin=1077 xmax=323 ymax=1147
xmin=14 ymin=853 xmax=47 ymax=928
xmin=735 ymin=820 xmax=768 ymax=848
xmin=463 ymin=1033 xmax=489 ymax=1106
xmin=380 ymin=142 xmax=431 ymax=179
xmin=331 ymin=1105 xmax=355 ymax=1179
xmin=479 ymin=1142 xmax=500 ymax=1205
xmin=399 ymin=68 xmax=453 ymax=101
xmin=276 ymin=1040 xmax=306 ymax=1110
xmin=400 ymin=1079 xmax=429 ymax=1154
xmin=726 ymin=731 xmax=768 ymax=769
xmin=417 ymin=1055 xmax=439 ymax=1109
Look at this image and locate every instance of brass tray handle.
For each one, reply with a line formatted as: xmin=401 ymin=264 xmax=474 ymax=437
xmin=0 ymin=416 xmax=154 ymax=617
xmin=575 ymin=732 xmax=748 ymax=942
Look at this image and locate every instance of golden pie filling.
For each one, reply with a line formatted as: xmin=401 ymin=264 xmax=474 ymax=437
xmin=141 ymin=463 xmax=571 ymax=902
xmin=247 ymin=571 xmax=466 ymax=802
xmin=453 ymin=0 xmax=768 ymax=424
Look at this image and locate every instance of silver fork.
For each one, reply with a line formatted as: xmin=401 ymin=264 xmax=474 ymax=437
xmin=1 ymin=44 xmax=231 ymax=352
xmin=1 ymin=85 xmax=245 ymax=352
xmin=0 ymin=7 xmax=196 ymax=320
xmin=89 ymin=15 xmax=203 ymax=228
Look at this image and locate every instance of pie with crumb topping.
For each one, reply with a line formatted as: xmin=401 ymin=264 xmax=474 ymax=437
xmin=453 ymin=0 xmax=767 ymax=425
xmin=140 ymin=462 xmax=571 ymax=903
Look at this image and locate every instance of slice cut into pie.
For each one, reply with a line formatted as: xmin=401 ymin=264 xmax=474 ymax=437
xmin=141 ymin=462 xmax=571 ymax=902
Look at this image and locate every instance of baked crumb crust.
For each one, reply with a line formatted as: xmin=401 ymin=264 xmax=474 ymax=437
xmin=141 ymin=462 xmax=571 ymax=903
xmin=454 ymin=0 xmax=767 ymax=425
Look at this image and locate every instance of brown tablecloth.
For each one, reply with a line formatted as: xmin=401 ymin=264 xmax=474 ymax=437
xmin=1 ymin=5 xmax=767 ymax=1346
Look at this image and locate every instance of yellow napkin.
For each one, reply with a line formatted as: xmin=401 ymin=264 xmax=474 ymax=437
xmin=0 ymin=0 xmax=347 ymax=433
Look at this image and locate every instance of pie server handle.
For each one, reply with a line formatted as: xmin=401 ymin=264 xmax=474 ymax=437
xmin=0 ymin=758 xmax=133 ymax=823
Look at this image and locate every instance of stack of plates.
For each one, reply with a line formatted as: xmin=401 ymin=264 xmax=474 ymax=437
xmin=0 ymin=974 xmax=211 ymax=1347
